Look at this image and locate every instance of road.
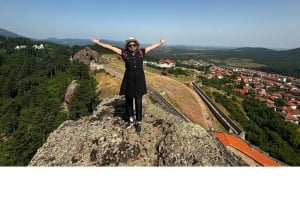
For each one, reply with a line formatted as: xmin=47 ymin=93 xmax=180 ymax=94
xmin=192 ymin=82 xmax=244 ymax=136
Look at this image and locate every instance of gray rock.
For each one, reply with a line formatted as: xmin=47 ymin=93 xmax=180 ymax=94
xmin=29 ymin=95 xmax=246 ymax=166
xmin=64 ymin=80 xmax=79 ymax=104
xmin=72 ymin=47 xmax=108 ymax=66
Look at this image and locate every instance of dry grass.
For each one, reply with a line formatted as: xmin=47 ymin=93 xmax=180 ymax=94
xmin=101 ymin=54 xmax=124 ymax=70
xmin=146 ymin=74 xmax=224 ymax=131
xmin=94 ymin=72 xmax=121 ymax=100
xmin=209 ymin=58 xmax=266 ymax=68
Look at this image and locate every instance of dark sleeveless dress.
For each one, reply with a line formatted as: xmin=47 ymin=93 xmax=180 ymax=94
xmin=119 ymin=48 xmax=147 ymax=98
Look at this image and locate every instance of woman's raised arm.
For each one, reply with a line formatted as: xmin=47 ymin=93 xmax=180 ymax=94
xmin=90 ymin=38 xmax=122 ymax=55
xmin=145 ymin=39 xmax=167 ymax=54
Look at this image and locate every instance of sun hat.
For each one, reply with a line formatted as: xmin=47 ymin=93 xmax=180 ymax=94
xmin=124 ymin=37 xmax=140 ymax=49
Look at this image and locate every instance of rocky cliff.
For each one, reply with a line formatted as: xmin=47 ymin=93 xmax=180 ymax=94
xmin=72 ymin=47 xmax=107 ymax=66
xmin=29 ymin=95 xmax=247 ymax=166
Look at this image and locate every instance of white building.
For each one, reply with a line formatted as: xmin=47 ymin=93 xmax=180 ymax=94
xmin=15 ymin=45 xmax=27 ymax=50
xmin=33 ymin=44 xmax=44 ymax=49
xmin=158 ymin=59 xmax=176 ymax=68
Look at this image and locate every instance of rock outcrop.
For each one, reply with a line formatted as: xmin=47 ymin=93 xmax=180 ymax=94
xmin=29 ymin=95 xmax=247 ymax=166
xmin=64 ymin=80 xmax=79 ymax=104
xmin=72 ymin=47 xmax=107 ymax=66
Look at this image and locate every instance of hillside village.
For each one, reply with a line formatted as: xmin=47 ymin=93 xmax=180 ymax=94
xmin=209 ymin=65 xmax=300 ymax=124
xmin=144 ymin=56 xmax=300 ymax=124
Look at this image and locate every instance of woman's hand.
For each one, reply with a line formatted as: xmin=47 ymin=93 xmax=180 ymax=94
xmin=90 ymin=38 xmax=100 ymax=44
xmin=160 ymin=39 xmax=167 ymax=44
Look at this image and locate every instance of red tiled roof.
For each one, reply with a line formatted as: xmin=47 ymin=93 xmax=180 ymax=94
xmin=285 ymin=113 xmax=299 ymax=121
xmin=159 ymin=59 xmax=175 ymax=64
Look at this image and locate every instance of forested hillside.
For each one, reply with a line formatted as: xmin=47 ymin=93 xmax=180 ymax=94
xmin=0 ymin=37 xmax=99 ymax=165
xmin=216 ymin=47 xmax=300 ymax=78
xmin=0 ymin=28 xmax=22 ymax=38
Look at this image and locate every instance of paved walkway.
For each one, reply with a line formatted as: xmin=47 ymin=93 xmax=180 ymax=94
xmin=214 ymin=132 xmax=282 ymax=166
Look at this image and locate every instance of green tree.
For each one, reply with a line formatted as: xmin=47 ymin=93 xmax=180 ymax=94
xmin=0 ymin=37 xmax=84 ymax=165
xmin=274 ymin=98 xmax=286 ymax=107
xmin=69 ymin=79 xmax=99 ymax=120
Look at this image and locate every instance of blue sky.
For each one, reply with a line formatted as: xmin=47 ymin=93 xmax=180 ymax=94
xmin=1 ymin=0 xmax=300 ymax=49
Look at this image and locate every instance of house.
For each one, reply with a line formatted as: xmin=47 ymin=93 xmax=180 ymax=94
xmin=15 ymin=45 xmax=27 ymax=50
xmin=279 ymin=112 xmax=299 ymax=124
xmin=234 ymin=86 xmax=249 ymax=95
xmin=265 ymin=99 xmax=276 ymax=109
xmin=33 ymin=44 xmax=44 ymax=49
xmin=158 ymin=59 xmax=176 ymax=68
xmin=286 ymin=100 xmax=298 ymax=110
xmin=279 ymin=106 xmax=300 ymax=124
xmin=216 ymin=74 xmax=224 ymax=79
xmin=270 ymin=92 xmax=282 ymax=98
xmin=257 ymin=89 xmax=266 ymax=97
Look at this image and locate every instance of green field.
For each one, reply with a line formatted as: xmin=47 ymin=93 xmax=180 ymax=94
xmin=209 ymin=58 xmax=266 ymax=68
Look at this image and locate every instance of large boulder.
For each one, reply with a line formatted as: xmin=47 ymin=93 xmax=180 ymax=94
xmin=72 ymin=47 xmax=107 ymax=66
xmin=29 ymin=95 xmax=246 ymax=166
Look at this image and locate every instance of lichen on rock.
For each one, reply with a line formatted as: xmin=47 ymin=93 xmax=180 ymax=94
xmin=29 ymin=95 xmax=246 ymax=166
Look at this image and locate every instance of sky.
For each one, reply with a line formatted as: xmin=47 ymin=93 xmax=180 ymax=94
xmin=1 ymin=0 xmax=300 ymax=49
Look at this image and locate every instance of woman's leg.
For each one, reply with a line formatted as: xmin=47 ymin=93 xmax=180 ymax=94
xmin=125 ymin=96 xmax=134 ymax=121
xmin=134 ymin=96 xmax=143 ymax=133
xmin=135 ymin=96 xmax=143 ymax=122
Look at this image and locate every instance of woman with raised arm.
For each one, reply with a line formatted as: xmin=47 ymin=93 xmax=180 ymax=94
xmin=90 ymin=37 xmax=167 ymax=134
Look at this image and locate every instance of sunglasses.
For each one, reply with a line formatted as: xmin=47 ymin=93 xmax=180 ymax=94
xmin=128 ymin=43 xmax=136 ymax=48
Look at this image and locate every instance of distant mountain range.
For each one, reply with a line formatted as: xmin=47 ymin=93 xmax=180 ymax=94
xmin=1 ymin=27 xmax=299 ymax=78
xmin=0 ymin=27 xmax=24 ymax=38
xmin=1 ymin=27 xmax=299 ymax=53
xmin=45 ymin=37 xmax=92 ymax=46
xmin=0 ymin=27 xmax=123 ymax=47
xmin=44 ymin=37 xmax=125 ymax=47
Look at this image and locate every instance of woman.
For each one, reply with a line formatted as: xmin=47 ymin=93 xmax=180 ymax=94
xmin=90 ymin=37 xmax=167 ymax=134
